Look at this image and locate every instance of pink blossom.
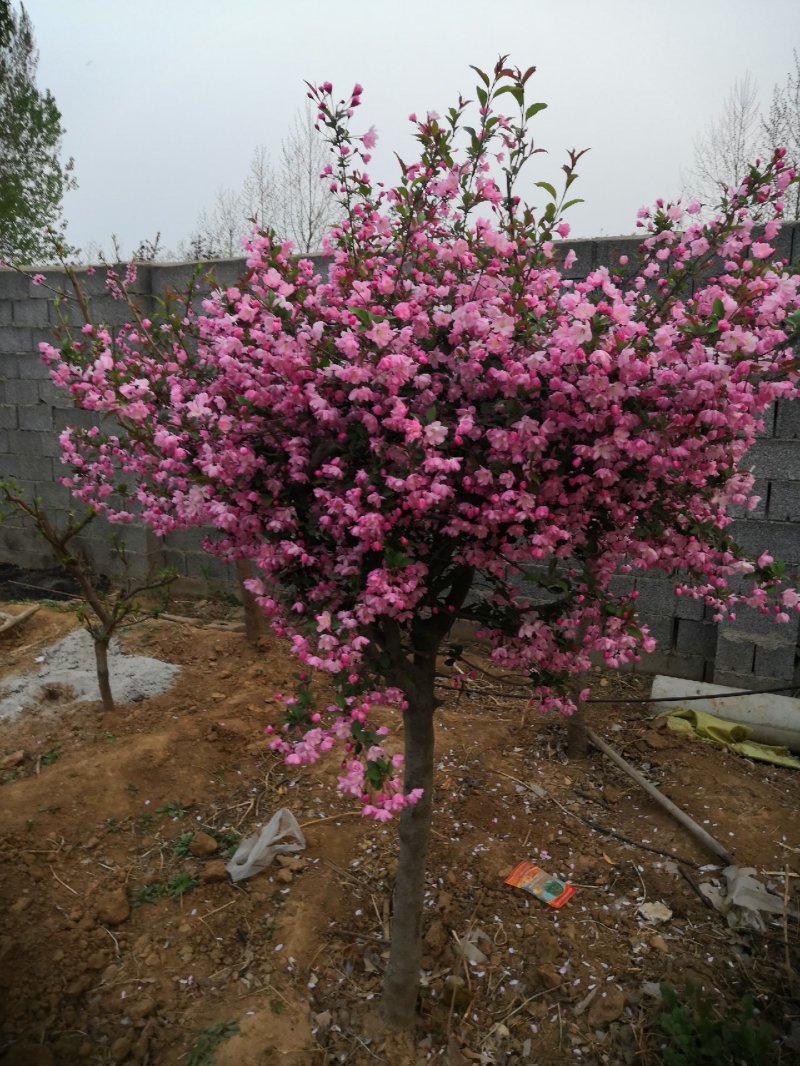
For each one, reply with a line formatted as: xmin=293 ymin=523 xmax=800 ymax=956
xmin=42 ymin=69 xmax=800 ymax=820
xmin=366 ymin=320 xmax=393 ymax=347
xmin=423 ymin=421 xmax=448 ymax=446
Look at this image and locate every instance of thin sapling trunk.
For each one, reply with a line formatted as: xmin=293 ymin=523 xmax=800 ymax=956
xmin=94 ymin=637 xmax=114 ymax=714
xmin=566 ymin=698 xmax=588 ymax=758
xmin=381 ymin=660 xmax=437 ymax=1029
xmin=0 ymin=485 xmax=177 ymax=715
xmin=235 ymin=558 xmax=265 ymax=646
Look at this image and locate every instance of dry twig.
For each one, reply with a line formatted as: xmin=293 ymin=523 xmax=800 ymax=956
xmin=49 ymin=865 xmax=78 ymax=895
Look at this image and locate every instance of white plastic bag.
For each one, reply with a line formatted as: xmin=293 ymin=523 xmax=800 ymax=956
xmin=226 ymin=808 xmax=306 ymax=882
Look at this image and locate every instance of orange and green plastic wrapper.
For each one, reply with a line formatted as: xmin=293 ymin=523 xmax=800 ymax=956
xmin=504 ymin=861 xmax=576 ymax=908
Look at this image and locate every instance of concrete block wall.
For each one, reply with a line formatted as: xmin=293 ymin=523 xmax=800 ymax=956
xmin=1 ymin=228 xmax=799 ymax=685
xmin=0 ymin=259 xmax=263 ymax=595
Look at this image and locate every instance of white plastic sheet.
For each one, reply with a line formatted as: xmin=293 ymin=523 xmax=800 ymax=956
xmin=699 ymin=865 xmax=794 ymax=932
xmin=226 ymin=808 xmax=306 ymax=882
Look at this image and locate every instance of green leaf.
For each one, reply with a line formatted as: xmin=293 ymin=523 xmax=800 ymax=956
xmin=535 ymin=181 xmax=557 ymax=200
xmin=469 ymin=65 xmax=490 ymax=88
xmin=346 ymin=306 xmax=374 ymax=327
xmin=525 ymin=102 xmax=548 ymax=119
xmin=385 ymin=547 xmax=413 ymax=571
xmin=494 ymin=85 xmax=524 ymax=106
xmin=561 ymin=198 xmax=584 ymax=210
xmin=476 ymin=86 xmax=487 ymax=108
xmin=712 ymin=298 xmax=725 ymax=321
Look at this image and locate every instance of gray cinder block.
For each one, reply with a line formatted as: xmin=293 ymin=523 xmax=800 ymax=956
xmin=0 ymin=353 xmax=20 ymax=380
xmin=747 ymin=439 xmax=800 ymax=482
xmin=731 ymin=518 xmax=800 ymax=566
xmin=8 ymin=429 xmax=50 ymax=456
xmin=10 ymin=455 xmax=54 ymax=483
xmin=713 ymin=670 xmax=793 ymax=692
xmin=775 ymin=401 xmax=800 ymax=441
xmin=5 ymin=379 xmax=39 ymax=406
xmin=18 ymin=405 xmax=53 ymax=432
xmin=0 ymin=326 xmax=31 ymax=354
xmin=13 ymin=300 xmax=50 ymax=328
xmin=715 ymin=634 xmax=757 ymax=674
xmin=0 ymin=406 xmax=18 ymax=430
xmin=674 ymin=618 xmax=718 ymax=660
xmin=768 ymin=482 xmax=800 ymax=521
xmin=754 ymin=643 xmax=797 ymax=680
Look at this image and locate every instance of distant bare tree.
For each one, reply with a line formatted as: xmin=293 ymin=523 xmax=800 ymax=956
xmin=183 ymin=185 xmax=248 ymax=259
xmin=761 ymin=49 xmax=800 ymax=220
xmin=78 ymin=231 xmax=172 ymax=266
xmin=273 ymin=102 xmax=343 ymax=253
xmin=132 ymin=231 xmax=164 ymax=262
xmin=685 ymin=72 xmax=762 ymax=210
xmin=183 ymin=104 xmax=340 ymax=259
xmin=182 ymin=146 xmax=275 ymax=260
xmin=240 ymin=144 xmax=275 ymax=231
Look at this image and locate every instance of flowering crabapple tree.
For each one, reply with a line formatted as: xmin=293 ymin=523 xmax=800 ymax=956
xmin=41 ymin=58 xmax=800 ymax=1028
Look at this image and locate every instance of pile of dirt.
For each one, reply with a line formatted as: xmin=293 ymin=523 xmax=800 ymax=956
xmin=0 ymin=628 xmax=180 ymax=721
xmin=0 ymin=602 xmax=798 ymax=1065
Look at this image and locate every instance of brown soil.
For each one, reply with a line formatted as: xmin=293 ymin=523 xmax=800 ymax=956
xmin=0 ymin=602 xmax=798 ymax=1065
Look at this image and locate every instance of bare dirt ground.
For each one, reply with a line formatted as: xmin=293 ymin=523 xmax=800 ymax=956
xmin=0 ymin=599 xmax=798 ymax=1065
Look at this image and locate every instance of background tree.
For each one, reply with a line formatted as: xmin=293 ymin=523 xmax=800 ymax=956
xmin=685 ymin=72 xmax=761 ymax=209
xmin=0 ymin=480 xmax=177 ymax=713
xmin=41 ymin=63 xmax=800 ymax=1032
xmin=762 ymin=49 xmax=800 ymax=219
xmin=272 ymin=101 xmax=344 ymax=253
xmin=181 ymin=149 xmax=274 ymax=259
xmin=240 ymin=144 xmax=274 ymax=233
xmin=183 ymin=185 xmax=249 ymax=259
xmin=686 ymin=57 xmax=800 ymax=217
xmin=0 ymin=0 xmax=75 ymax=264
xmin=183 ymin=104 xmax=340 ymax=259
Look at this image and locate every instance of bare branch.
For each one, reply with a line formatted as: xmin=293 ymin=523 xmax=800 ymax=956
xmin=184 ymin=104 xmax=341 ymax=259
xmin=762 ymin=49 xmax=800 ymax=220
xmin=273 ymin=101 xmax=344 ymax=253
xmin=685 ymin=73 xmax=762 ymax=210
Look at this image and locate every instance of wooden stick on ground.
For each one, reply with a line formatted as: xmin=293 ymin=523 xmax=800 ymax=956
xmin=0 ymin=604 xmax=40 ymax=635
xmin=586 ymin=726 xmax=733 ymax=865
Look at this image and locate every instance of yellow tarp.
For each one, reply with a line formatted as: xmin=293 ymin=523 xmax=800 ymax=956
xmin=659 ymin=707 xmax=800 ymax=770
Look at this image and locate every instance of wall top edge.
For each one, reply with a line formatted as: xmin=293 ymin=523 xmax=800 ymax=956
xmin=1 ymin=222 xmax=797 ymax=275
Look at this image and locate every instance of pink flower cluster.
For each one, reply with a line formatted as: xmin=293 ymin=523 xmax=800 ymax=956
xmin=41 ymin=64 xmax=800 ymax=817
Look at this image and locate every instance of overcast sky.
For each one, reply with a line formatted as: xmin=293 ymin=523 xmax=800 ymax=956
xmin=22 ymin=0 xmax=800 ymax=260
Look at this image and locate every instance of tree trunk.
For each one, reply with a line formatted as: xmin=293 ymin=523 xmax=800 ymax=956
xmin=381 ymin=673 xmax=436 ymax=1029
xmin=566 ymin=682 xmax=588 ymax=758
xmin=94 ymin=638 xmax=115 ymax=713
xmin=235 ymin=559 xmax=264 ymax=646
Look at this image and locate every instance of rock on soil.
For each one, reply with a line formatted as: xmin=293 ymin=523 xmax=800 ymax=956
xmin=588 ymin=986 xmax=626 ymax=1027
xmin=201 ymin=860 xmax=230 ymax=883
xmin=95 ymin=886 xmax=131 ymax=926
xmin=189 ymin=831 xmax=219 ymax=857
